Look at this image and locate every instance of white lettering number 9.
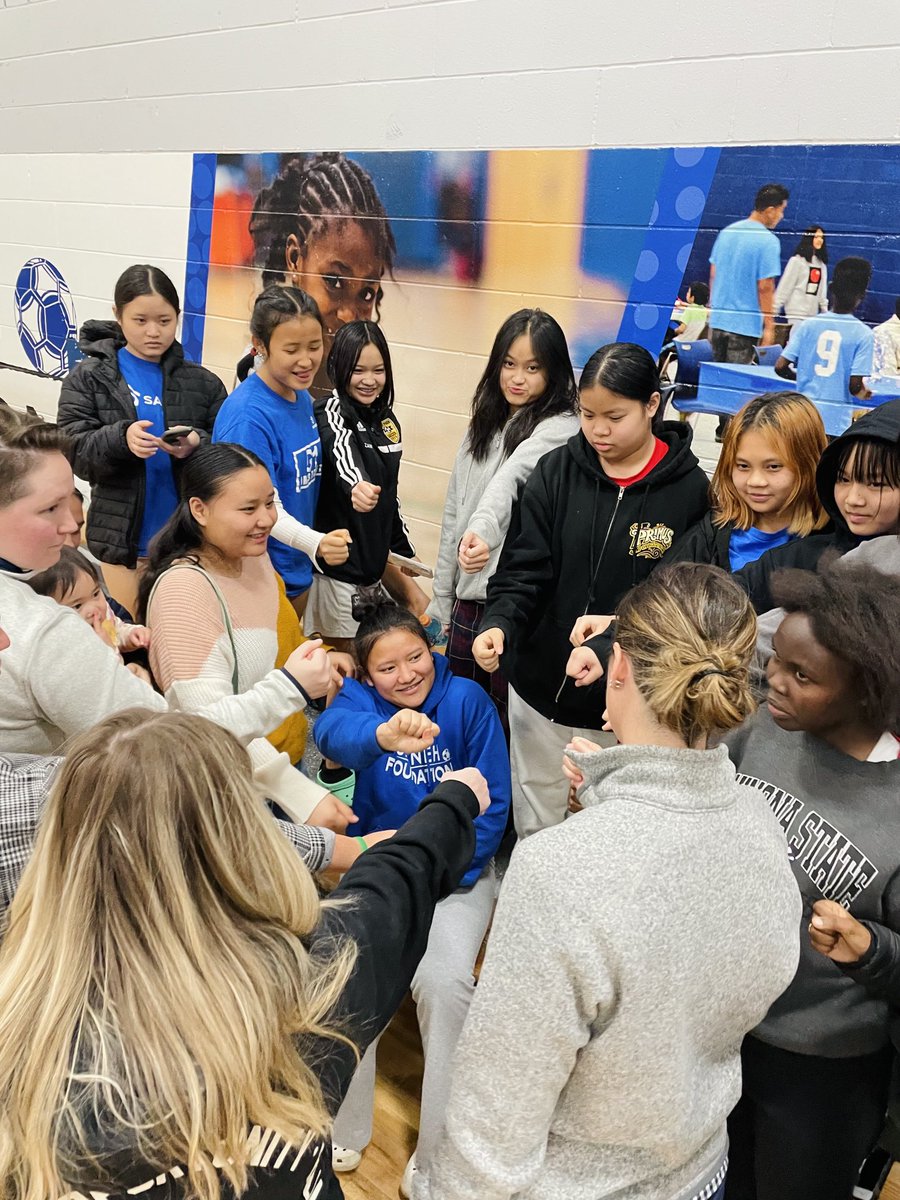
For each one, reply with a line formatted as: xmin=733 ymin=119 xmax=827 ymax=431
xmin=814 ymin=331 xmax=841 ymax=378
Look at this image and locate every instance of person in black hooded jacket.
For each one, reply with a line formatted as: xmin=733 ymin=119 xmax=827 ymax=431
xmin=57 ymin=265 xmax=226 ymax=613
xmin=733 ymin=398 xmax=900 ymax=613
xmin=473 ymin=343 xmax=709 ymax=838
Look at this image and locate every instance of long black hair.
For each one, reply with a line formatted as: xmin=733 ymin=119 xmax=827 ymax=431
xmin=113 ymin=264 xmax=181 ymax=315
xmin=250 ymin=153 xmax=396 ymax=319
xmin=792 ymin=225 xmax=828 ymax=265
xmin=327 ymin=321 xmax=394 ymax=414
xmin=137 ymin=443 xmax=267 ymax=620
xmin=468 ymin=309 xmax=577 ymax=464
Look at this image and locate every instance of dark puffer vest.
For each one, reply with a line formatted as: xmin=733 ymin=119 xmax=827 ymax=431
xmin=57 ymin=322 xmax=227 ymax=566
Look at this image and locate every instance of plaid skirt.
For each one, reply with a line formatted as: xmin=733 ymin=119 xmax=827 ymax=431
xmin=447 ymin=598 xmax=509 ymax=742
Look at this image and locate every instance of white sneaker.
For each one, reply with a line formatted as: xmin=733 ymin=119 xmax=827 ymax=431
xmin=399 ymin=1151 xmax=417 ymax=1198
xmin=332 ymin=1144 xmax=362 ymax=1173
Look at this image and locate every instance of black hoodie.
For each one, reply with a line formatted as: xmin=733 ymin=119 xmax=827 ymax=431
xmin=735 ymin=399 xmax=900 ymax=612
xmin=482 ymin=422 xmax=710 ymax=728
xmin=57 ymin=322 xmax=227 ymax=566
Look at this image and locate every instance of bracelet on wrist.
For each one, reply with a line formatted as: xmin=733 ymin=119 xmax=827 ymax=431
xmin=355 ymin=835 xmax=369 ymax=853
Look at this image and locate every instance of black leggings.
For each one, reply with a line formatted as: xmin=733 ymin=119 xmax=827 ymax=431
xmin=725 ymin=1036 xmax=893 ymax=1200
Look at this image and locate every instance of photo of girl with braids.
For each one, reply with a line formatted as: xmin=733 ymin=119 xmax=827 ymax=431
xmin=240 ymin=153 xmax=396 ymax=397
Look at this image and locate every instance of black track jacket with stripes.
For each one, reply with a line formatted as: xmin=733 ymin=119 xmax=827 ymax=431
xmin=313 ymin=390 xmax=415 ymax=585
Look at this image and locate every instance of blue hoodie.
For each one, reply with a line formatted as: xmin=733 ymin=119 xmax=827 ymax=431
xmin=315 ymin=653 xmax=510 ymax=887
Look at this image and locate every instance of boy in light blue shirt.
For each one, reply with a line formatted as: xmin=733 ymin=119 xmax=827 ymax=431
xmin=777 ymin=257 xmax=874 ymax=405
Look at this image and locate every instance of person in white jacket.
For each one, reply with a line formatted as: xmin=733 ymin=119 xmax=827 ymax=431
xmin=774 ymin=225 xmax=829 ymax=330
xmin=427 ymin=309 xmax=578 ymax=733
xmin=0 ymin=412 xmax=350 ymax=857
xmin=423 ymin=563 xmax=800 ymax=1200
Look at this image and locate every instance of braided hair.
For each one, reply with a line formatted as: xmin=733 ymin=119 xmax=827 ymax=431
xmin=249 ymin=154 xmax=396 ymax=317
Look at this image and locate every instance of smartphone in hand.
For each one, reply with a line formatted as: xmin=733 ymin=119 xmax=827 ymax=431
xmin=160 ymin=425 xmax=195 ymax=445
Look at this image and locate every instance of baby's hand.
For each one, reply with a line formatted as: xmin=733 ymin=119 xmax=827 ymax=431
xmin=121 ymin=624 xmax=151 ymax=652
xmin=89 ymin=609 xmax=118 ymax=650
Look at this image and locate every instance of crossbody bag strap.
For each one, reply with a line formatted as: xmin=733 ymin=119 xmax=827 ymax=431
xmin=146 ymin=562 xmax=240 ymax=695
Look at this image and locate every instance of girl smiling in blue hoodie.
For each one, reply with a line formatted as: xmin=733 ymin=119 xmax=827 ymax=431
xmin=314 ymin=594 xmax=509 ymax=1197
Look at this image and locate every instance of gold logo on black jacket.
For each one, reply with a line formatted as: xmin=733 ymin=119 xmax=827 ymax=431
xmin=628 ymin=521 xmax=674 ymax=560
xmin=381 ymin=417 xmax=400 ymax=444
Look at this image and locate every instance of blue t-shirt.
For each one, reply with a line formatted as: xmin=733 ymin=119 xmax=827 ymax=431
xmin=728 ymin=525 xmax=794 ymax=572
xmin=213 ymin=373 xmax=321 ymax=594
xmin=782 ymin=311 xmax=875 ymax=404
xmin=117 ymin=347 xmax=179 ymax=557
xmin=709 ymin=218 xmax=783 ymax=339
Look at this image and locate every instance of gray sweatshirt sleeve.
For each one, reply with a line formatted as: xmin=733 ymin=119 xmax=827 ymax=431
xmin=428 ymin=447 xmax=464 ymax=628
xmin=466 ymin=414 xmax=578 ymax=551
xmin=426 ymin=835 xmax=609 ymax=1200
xmin=755 ymin=606 xmax=784 ymax=664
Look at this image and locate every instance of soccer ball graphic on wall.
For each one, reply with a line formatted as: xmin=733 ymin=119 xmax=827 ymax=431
xmin=14 ymin=257 xmax=81 ymax=379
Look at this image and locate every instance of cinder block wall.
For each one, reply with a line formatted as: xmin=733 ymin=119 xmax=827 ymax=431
xmin=2 ymin=0 xmax=899 ymax=565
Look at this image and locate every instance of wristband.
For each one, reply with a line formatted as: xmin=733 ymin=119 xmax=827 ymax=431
xmin=279 ymin=667 xmax=312 ymax=707
xmin=355 ymin=836 xmax=369 ymax=853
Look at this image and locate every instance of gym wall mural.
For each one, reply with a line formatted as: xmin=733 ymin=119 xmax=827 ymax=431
xmin=6 ymin=144 xmax=900 ymax=386
xmin=182 ymin=144 xmax=900 ymax=379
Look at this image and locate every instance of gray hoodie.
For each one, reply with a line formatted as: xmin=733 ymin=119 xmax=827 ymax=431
xmin=429 ymin=413 xmax=579 ymax=625
xmin=424 ymin=743 xmax=800 ymax=1200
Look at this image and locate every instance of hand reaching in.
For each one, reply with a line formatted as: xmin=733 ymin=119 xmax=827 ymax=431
xmin=569 ymin=614 xmax=615 ymax=648
xmin=316 ymin=529 xmax=353 ymax=566
xmin=442 ymin=767 xmax=490 ymax=814
xmin=376 ymin=708 xmax=440 ymax=754
xmin=472 ymin=627 xmax=504 ymax=674
xmin=351 ymin=481 xmax=382 ymax=512
xmin=809 ymin=900 xmax=872 ymax=964
xmin=566 ymin=646 xmax=603 ymax=688
xmin=457 ymin=530 xmax=490 ymax=574
xmin=283 ymin=638 xmax=333 ymax=699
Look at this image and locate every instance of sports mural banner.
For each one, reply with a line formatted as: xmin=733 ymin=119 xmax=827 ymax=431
xmin=9 ymin=145 xmax=900 ymax=380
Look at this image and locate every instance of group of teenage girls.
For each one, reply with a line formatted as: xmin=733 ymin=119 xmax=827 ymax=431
xmin=0 ymin=238 xmax=897 ymax=1200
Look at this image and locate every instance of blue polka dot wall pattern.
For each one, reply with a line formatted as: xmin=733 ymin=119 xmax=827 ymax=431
xmin=182 ymin=153 xmax=217 ymax=363
xmin=616 ymin=146 xmax=722 ymax=354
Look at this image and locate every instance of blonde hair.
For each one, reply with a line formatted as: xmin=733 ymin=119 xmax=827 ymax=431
xmin=711 ymin=391 xmax=828 ymax=536
xmin=616 ymin=562 xmax=757 ymax=747
xmin=0 ymin=709 xmax=355 ymax=1200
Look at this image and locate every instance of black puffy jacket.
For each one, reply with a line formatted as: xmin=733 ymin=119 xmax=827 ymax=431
xmin=57 ymin=322 xmax=227 ymax=566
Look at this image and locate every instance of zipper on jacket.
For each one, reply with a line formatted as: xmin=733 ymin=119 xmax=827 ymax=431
xmin=553 ymin=485 xmax=625 ymax=707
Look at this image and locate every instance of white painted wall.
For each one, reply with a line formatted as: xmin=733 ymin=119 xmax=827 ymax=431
xmin=3 ymin=0 xmax=900 ymax=152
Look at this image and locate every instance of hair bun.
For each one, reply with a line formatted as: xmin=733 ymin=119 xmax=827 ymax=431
xmin=350 ymin=585 xmax=398 ymax=626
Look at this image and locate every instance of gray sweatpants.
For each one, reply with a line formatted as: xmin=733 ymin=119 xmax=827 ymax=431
xmin=332 ymin=867 xmax=496 ymax=1173
xmin=508 ymin=685 xmax=614 ymax=838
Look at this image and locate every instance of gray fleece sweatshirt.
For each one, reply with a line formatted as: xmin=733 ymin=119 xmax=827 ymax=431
xmin=429 ymin=413 xmax=579 ymax=626
xmin=423 ymin=743 xmax=800 ymax=1200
